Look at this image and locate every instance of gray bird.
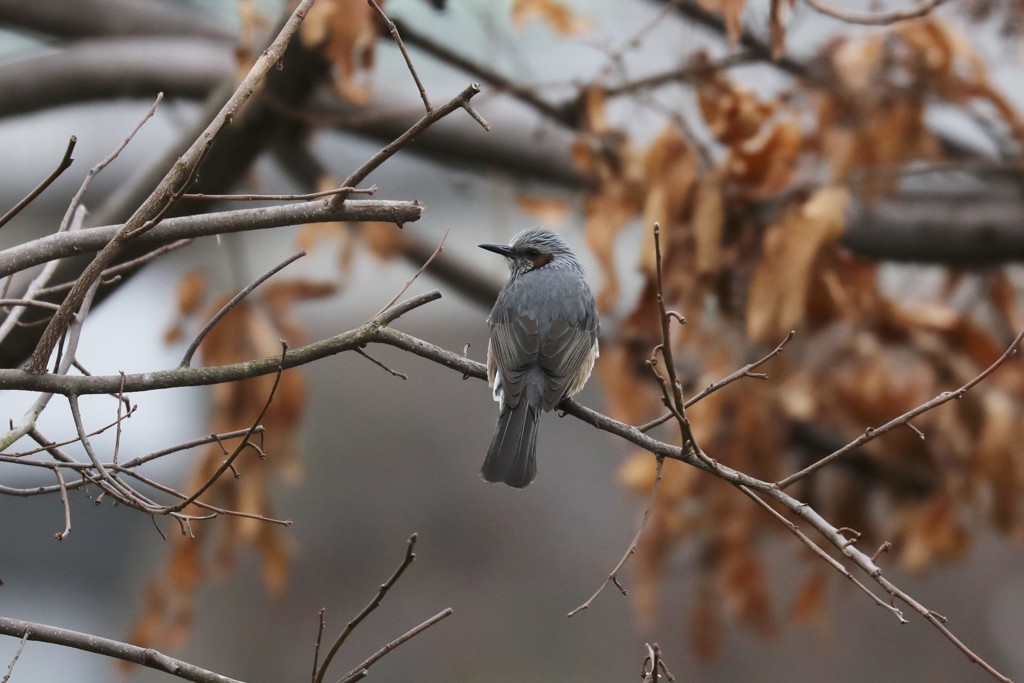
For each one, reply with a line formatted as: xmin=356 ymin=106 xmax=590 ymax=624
xmin=478 ymin=228 xmax=600 ymax=488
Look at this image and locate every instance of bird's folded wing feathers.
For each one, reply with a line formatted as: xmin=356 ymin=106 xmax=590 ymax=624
xmin=539 ymin=320 xmax=598 ymax=408
xmin=489 ymin=315 xmax=540 ymax=408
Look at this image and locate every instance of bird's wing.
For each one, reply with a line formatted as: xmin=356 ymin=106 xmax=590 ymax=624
xmin=489 ymin=314 xmax=540 ymax=408
xmin=538 ymin=318 xmax=598 ymax=409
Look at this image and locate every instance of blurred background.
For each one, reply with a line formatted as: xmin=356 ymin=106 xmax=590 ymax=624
xmin=2 ymin=0 xmax=1024 ymax=681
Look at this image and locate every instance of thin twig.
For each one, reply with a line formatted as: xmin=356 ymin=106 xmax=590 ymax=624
xmin=355 ymin=349 xmax=407 ymax=379
xmin=331 ymin=83 xmax=489 ymax=207
xmin=337 ymin=607 xmax=453 ymax=683
xmin=569 ymin=457 xmax=665 ymax=616
xmin=777 ymin=326 xmax=1024 ymax=489
xmin=311 ymin=608 xmax=327 ymax=683
xmin=738 ymin=484 xmax=907 ymax=622
xmin=313 ymin=533 xmax=419 ymax=683
xmin=368 ymin=0 xmax=431 ymax=112
xmin=0 ymin=136 xmax=76 ymax=230
xmin=375 ymin=228 xmax=449 ymax=316
xmin=182 ymin=185 xmax=376 ymax=201
xmin=638 ymin=330 xmax=795 ymax=433
xmin=0 ymin=299 xmax=60 ymax=312
xmin=52 ymin=465 xmax=71 ymax=541
xmin=0 ymin=616 xmax=242 ymax=683
xmin=170 ymin=343 xmax=289 ymax=512
xmin=1 ymin=632 xmax=29 ymax=683
xmin=180 ymin=251 xmax=306 ymax=367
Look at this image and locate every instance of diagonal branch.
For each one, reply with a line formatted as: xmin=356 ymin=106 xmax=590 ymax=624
xmin=0 ymin=616 xmax=242 ymax=683
xmin=24 ymin=0 xmax=317 ymax=373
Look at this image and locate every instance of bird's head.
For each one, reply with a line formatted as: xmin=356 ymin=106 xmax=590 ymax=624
xmin=479 ymin=228 xmax=583 ymax=279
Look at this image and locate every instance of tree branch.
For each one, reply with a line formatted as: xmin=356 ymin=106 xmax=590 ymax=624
xmin=0 ymin=199 xmax=420 ymax=280
xmin=24 ymin=0 xmax=317 ymax=373
xmin=0 ymin=616 xmax=242 ymax=683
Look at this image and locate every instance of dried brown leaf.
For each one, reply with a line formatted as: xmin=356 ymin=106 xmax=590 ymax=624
xmin=747 ymin=187 xmax=849 ymax=342
xmin=698 ymin=0 xmax=746 ymax=45
xmin=359 ymin=221 xmax=406 ymax=260
xmin=163 ymin=270 xmax=207 ymax=344
xmin=511 ymin=0 xmax=590 ymax=36
xmin=516 ymin=193 xmax=570 ymax=226
xmin=300 ymin=0 xmax=380 ymax=104
xmin=696 ymin=63 xmax=775 ymax=147
xmin=791 ymin=571 xmax=827 ymax=623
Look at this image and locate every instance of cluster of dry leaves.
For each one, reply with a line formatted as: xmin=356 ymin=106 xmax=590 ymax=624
xmin=132 ymin=0 xmax=1024 ymax=661
xmin=572 ymin=8 xmax=1024 ymax=656
xmin=127 ymin=273 xmax=334 ymax=650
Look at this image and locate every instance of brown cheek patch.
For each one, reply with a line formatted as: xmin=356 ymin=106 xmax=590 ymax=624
xmin=530 ymin=253 xmax=554 ymax=270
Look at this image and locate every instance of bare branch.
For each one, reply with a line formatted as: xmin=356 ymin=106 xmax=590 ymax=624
xmin=0 ymin=135 xmax=76 ymax=230
xmin=25 ymin=0 xmax=317 ymax=373
xmin=375 ymin=228 xmax=449 ymax=317
xmin=737 ymin=485 xmax=907 ymax=622
xmin=638 ymin=330 xmax=795 ymax=433
xmin=1 ymin=632 xmax=29 ymax=683
xmin=368 ymin=0 xmax=432 ymax=113
xmin=337 ymin=607 xmax=453 ymax=683
xmin=169 ymin=344 xmax=289 ymax=513
xmin=181 ymin=185 xmax=376 ymax=201
xmin=314 ymin=533 xmax=419 ymax=683
xmin=331 ymin=82 xmax=489 ymax=205
xmin=52 ymin=465 xmax=72 ymax=541
xmin=0 ymin=292 xmax=443 ymax=396
xmin=0 ymin=616 xmax=242 ymax=683
xmin=0 ymin=200 xmax=420 ymax=281
xmin=180 ymin=251 xmax=306 ymax=368
xmin=776 ymin=326 xmax=1024 ymax=489
xmin=569 ymin=456 xmax=665 ymax=616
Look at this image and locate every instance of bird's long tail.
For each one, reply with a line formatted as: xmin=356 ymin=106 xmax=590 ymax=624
xmin=482 ymin=394 xmax=541 ymax=489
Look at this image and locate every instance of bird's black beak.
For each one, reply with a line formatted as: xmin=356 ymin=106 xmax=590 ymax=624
xmin=478 ymin=243 xmax=513 ymax=257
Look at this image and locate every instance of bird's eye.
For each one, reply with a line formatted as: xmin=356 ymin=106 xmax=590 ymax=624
xmin=525 ymin=248 xmax=540 ymax=258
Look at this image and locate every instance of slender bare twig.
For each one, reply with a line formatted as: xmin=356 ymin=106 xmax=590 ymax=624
xmin=311 ymin=608 xmax=327 ymax=683
xmin=802 ymin=0 xmax=949 ymax=25
xmin=737 ymin=485 xmax=907 ymax=622
xmin=179 ymin=251 xmax=306 ymax=368
xmin=116 ymin=467 xmax=291 ymax=526
xmin=0 ymin=299 xmax=60 ymax=312
xmin=641 ymin=642 xmax=675 ymax=682
xmin=182 ymin=185 xmax=376 ymax=201
xmin=392 ymin=19 xmax=573 ymax=126
xmin=52 ymin=465 xmax=72 ymax=541
xmin=0 ymin=205 xmax=86 ymax=347
xmin=638 ymin=330 xmax=795 ymax=433
xmin=313 ymin=533 xmax=419 ymax=683
xmin=0 ymin=135 xmax=76 ymax=230
xmin=0 ymin=616 xmax=242 ymax=683
xmin=25 ymin=0 xmax=317 ymax=374
xmin=651 ymin=223 xmax=714 ymax=470
xmin=0 ymin=291 xmax=444 ymax=396
xmin=368 ymin=0 xmax=431 ymax=112
xmin=355 ymin=349 xmax=408 ymax=379
xmin=337 ymin=607 xmax=453 ymax=683
xmin=331 ymin=83 xmax=489 ymax=207
xmin=63 ymin=94 xmax=164 ymax=237
xmin=776 ymin=326 xmax=1024 ymax=489
xmin=569 ymin=456 xmax=665 ymax=616
xmin=1 ymin=632 xmax=29 ymax=683
xmin=374 ymin=228 xmax=449 ymax=317
xmin=170 ymin=343 xmax=288 ymax=513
